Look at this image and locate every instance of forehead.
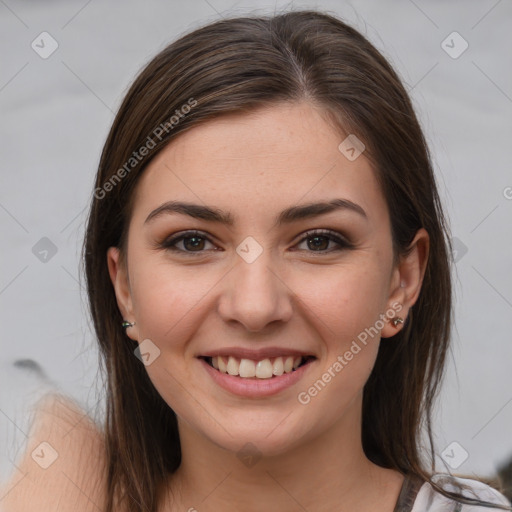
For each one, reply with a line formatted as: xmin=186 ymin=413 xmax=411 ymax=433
xmin=131 ymin=101 xmax=387 ymax=227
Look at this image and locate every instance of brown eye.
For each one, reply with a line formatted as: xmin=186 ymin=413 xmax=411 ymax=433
xmin=181 ymin=235 xmax=206 ymax=251
xmin=159 ymin=228 xmax=353 ymax=257
xmin=294 ymin=229 xmax=353 ymax=253
xmin=160 ymin=230 xmax=217 ymax=255
xmin=306 ymin=235 xmax=330 ymax=251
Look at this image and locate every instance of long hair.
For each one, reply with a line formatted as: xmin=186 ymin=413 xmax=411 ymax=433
xmin=81 ymin=9 xmax=511 ymax=511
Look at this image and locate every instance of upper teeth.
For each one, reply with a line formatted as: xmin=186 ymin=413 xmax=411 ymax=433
xmin=211 ymin=355 xmax=304 ymax=379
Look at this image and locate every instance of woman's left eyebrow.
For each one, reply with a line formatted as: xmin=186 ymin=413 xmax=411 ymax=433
xmin=144 ymin=198 xmax=367 ymax=227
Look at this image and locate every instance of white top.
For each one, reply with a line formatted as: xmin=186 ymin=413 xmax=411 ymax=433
xmin=411 ymin=473 xmax=511 ymax=511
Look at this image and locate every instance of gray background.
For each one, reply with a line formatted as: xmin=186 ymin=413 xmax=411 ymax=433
xmin=1 ymin=0 xmax=511 ymax=490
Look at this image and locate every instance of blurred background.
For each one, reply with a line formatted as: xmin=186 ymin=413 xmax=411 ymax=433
xmin=1 ymin=0 xmax=511 ymax=499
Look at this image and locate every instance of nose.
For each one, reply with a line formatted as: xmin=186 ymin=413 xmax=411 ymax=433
xmin=217 ymin=248 xmax=293 ymax=333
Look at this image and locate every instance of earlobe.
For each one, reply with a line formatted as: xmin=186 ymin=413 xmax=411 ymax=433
xmin=380 ymin=300 xmax=406 ymax=339
xmin=107 ymin=247 xmax=138 ymax=341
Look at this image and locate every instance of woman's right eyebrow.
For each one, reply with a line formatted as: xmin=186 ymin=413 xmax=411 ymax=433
xmin=143 ymin=198 xmax=368 ymax=228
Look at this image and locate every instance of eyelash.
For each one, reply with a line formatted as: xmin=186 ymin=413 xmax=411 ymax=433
xmin=158 ymin=229 xmax=354 ymax=256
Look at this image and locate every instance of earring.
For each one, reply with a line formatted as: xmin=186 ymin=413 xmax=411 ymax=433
xmin=392 ymin=317 xmax=404 ymax=327
xmin=122 ymin=320 xmax=136 ymax=329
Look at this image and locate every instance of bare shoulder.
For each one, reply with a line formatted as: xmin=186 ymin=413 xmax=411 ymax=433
xmin=0 ymin=393 xmax=108 ymax=512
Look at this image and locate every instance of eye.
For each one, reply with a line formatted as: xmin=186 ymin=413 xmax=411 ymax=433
xmin=158 ymin=228 xmax=353 ymax=256
xmin=159 ymin=230 xmax=218 ymax=255
xmin=293 ymin=229 xmax=353 ymax=253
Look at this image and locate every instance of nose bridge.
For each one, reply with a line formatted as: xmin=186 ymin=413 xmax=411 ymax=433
xmin=218 ymin=241 xmax=292 ymax=331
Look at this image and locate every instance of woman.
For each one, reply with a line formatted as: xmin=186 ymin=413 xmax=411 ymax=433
xmin=2 ymin=8 xmax=510 ymax=512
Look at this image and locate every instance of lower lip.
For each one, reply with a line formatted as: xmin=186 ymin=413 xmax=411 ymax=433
xmin=199 ymin=358 xmax=315 ymax=398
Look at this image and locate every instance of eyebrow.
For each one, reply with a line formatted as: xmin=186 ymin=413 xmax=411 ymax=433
xmin=144 ymin=198 xmax=367 ymax=227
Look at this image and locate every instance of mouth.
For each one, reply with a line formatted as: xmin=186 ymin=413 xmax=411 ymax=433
xmin=198 ymin=353 xmax=318 ymax=398
xmin=198 ymin=355 xmax=317 ymax=379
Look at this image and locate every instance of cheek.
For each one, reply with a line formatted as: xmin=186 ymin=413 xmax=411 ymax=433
xmin=129 ymin=260 xmax=216 ymax=339
xmin=291 ymin=262 xmax=389 ymax=344
xmin=289 ymin=262 xmax=388 ymax=399
xmin=127 ymin=262 xmax=208 ymax=415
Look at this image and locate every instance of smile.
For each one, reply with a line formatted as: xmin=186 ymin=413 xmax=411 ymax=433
xmin=201 ymin=355 xmax=316 ymax=379
xmin=198 ymin=355 xmax=317 ymax=398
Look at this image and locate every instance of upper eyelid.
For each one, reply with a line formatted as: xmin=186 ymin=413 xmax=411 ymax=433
xmin=161 ymin=229 xmax=351 ymax=252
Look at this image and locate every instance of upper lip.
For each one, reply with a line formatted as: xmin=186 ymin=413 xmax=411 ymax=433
xmin=198 ymin=347 xmax=316 ymax=360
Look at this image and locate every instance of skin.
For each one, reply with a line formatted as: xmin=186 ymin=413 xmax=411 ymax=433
xmin=107 ymin=100 xmax=429 ymax=511
xmin=0 ymin=394 xmax=107 ymax=511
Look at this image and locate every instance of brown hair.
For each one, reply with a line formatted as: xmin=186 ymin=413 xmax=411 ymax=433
xmin=81 ymin=9 xmax=511 ymax=511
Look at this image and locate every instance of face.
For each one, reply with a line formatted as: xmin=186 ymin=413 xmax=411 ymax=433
xmin=108 ymin=101 xmax=425 ymax=457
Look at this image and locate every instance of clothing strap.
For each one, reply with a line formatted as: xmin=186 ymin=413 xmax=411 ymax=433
xmin=393 ymin=473 xmax=425 ymax=512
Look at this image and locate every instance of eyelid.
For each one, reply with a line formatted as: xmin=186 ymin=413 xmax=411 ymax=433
xmin=292 ymin=228 xmax=353 ymax=251
xmin=158 ymin=230 xmax=219 ymax=255
xmin=158 ymin=228 xmax=354 ymax=256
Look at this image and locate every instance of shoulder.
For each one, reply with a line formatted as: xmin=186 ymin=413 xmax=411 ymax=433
xmin=412 ymin=473 xmax=511 ymax=512
xmin=0 ymin=392 xmax=107 ymax=512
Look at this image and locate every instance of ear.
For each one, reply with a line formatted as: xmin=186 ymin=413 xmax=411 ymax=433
xmin=381 ymin=228 xmax=430 ymax=339
xmin=107 ymin=246 xmax=139 ymax=341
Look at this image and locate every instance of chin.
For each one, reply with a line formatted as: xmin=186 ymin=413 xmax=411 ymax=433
xmin=202 ymin=415 xmax=313 ymax=459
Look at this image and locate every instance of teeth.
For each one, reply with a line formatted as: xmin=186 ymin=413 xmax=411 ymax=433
xmin=227 ymin=356 xmax=239 ymax=376
xmin=239 ymin=358 xmax=256 ymax=378
xmin=218 ymin=356 xmax=227 ymax=373
xmin=210 ymin=355 xmax=306 ymax=379
xmin=256 ymin=359 xmax=273 ymax=378
xmin=273 ymin=357 xmax=284 ymax=376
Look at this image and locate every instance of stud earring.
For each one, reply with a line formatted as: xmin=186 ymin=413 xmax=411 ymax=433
xmin=122 ymin=320 xmax=136 ymax=329
xmin=392 ymin=317 xmax=404 ymax=327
